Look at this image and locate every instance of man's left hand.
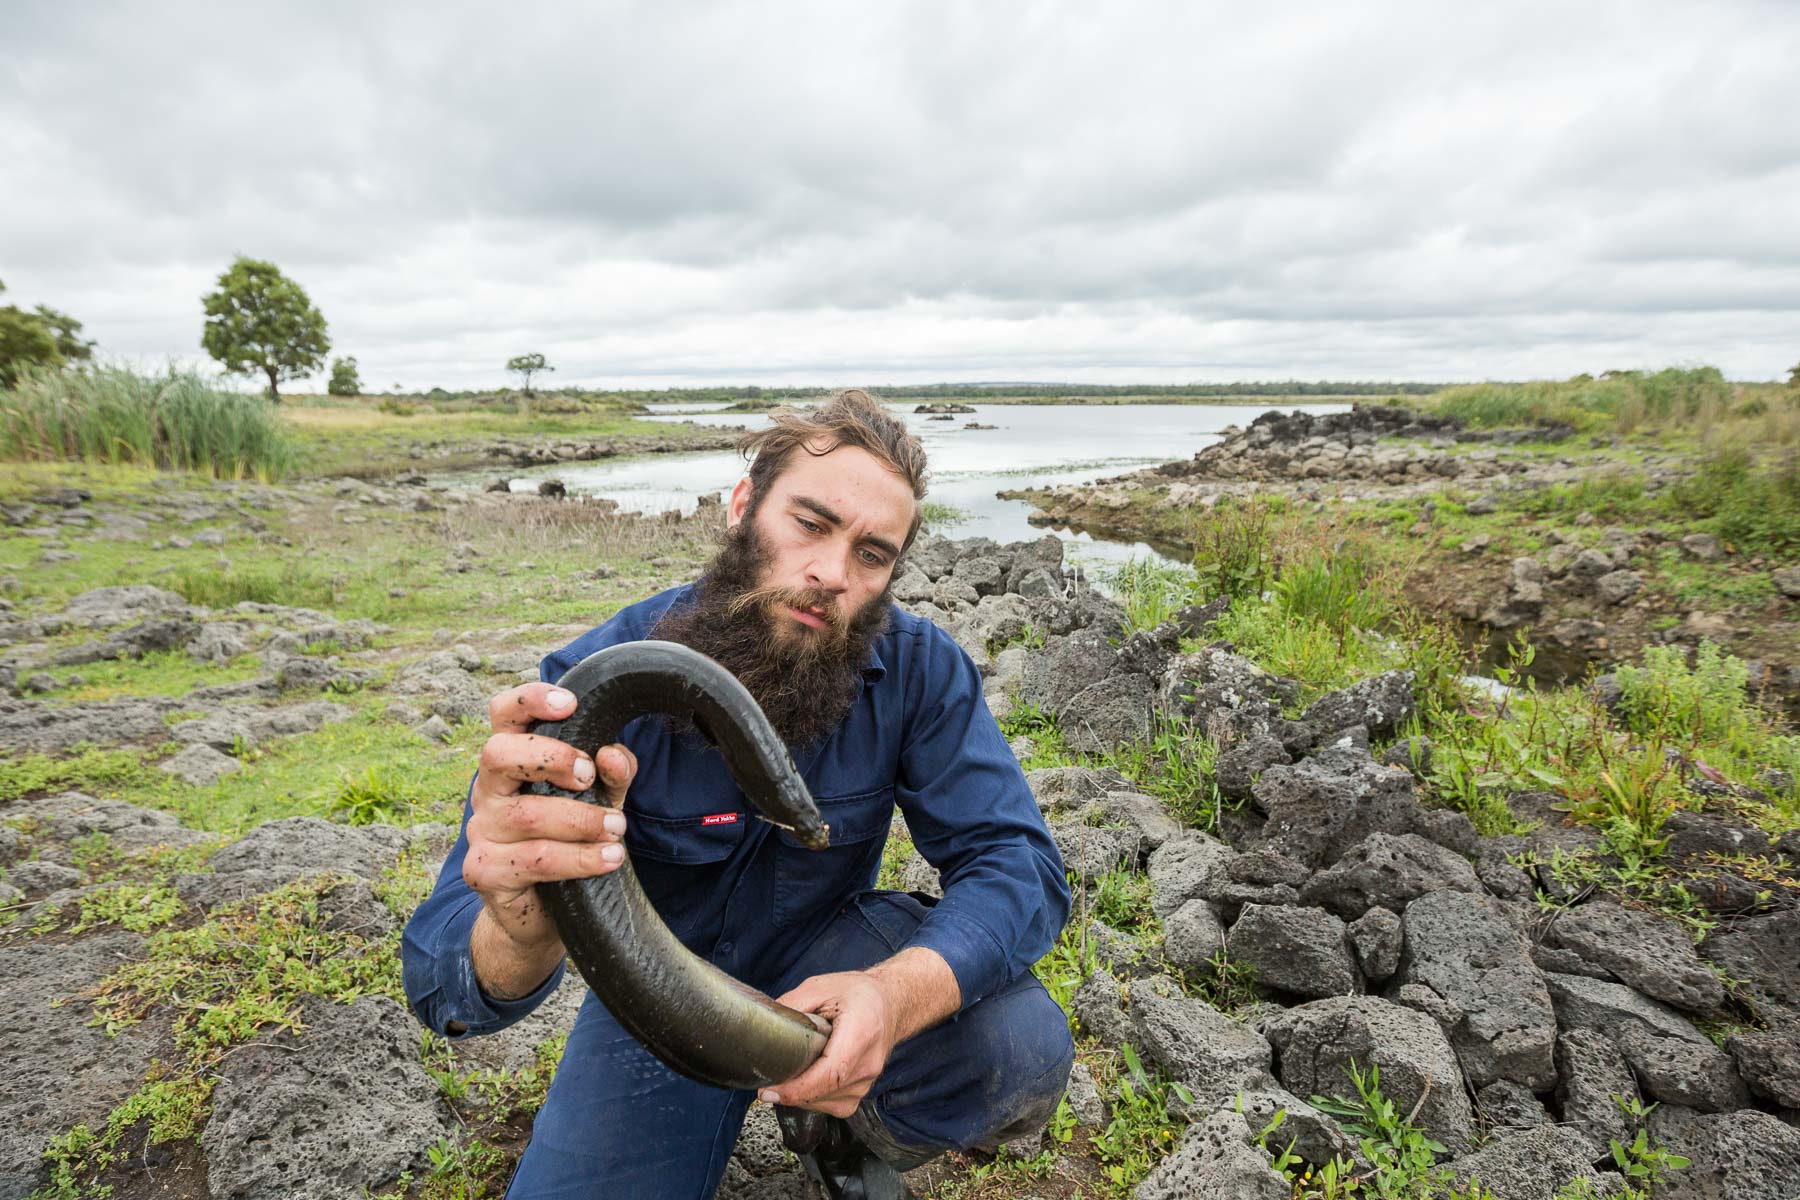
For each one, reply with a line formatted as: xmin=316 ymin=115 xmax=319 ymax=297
xmin=760 ymin=970 xmax=899 ymax=1117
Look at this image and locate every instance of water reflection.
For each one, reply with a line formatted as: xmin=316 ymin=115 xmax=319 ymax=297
xmin=438 ymin=401 xmax=1350 ymax=571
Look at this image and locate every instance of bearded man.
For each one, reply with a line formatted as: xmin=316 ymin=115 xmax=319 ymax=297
xmin=401 ymin=390 xmax=1073 ymax=1199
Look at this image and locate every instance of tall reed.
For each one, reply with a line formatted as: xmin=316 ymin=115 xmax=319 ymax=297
xmin=0 ymin=366 xmax=295 ymax=480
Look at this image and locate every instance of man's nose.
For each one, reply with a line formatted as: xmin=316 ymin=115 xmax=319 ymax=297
xmin=805 ymin=550 xmax=850 ymax=594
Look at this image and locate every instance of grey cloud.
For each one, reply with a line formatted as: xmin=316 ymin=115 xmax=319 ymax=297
xmin=2 ymin=0 xmax=1797 ymax=387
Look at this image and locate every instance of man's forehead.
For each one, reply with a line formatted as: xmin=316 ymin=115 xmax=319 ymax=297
xmin=769 ymin=444 xmax=915 ymax=541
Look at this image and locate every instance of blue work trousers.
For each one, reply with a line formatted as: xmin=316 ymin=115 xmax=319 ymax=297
xmin=505 ymin=891 xmax=1075 ymax=1199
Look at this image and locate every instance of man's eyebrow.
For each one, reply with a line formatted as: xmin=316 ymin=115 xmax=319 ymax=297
xmin=793 ymin=495 xmax=901 ymax=560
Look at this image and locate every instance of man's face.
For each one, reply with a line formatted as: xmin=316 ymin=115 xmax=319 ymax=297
xmin=726 ymin=441 xmax=916 ymax=645
xmin=651 ymin=440 xmax=917 ymax=746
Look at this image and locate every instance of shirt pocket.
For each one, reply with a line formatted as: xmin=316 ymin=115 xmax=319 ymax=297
xmin=626 ymin=809 xmax=748 ymax=865
xmin=774 ymin=786 xmax=895 ymax=929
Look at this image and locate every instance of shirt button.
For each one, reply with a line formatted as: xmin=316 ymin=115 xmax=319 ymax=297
xmin=718 ymin=942 xmax=734 ymax=955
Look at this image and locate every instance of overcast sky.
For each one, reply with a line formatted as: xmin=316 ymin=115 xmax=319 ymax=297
xmin=3 ymin=1 xmax=1797 ymax=390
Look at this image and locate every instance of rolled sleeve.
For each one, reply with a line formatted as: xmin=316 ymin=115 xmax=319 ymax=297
xmin=896 ymin=630 xmax=1071 ymax=1011
xmin=399 ymin=778 xmax=568 ymax=1039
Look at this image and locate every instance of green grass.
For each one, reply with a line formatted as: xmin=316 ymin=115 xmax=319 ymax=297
xmin=0 ymin=366 xmax=296 ymax=480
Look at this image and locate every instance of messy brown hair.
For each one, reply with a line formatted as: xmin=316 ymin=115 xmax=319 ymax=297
xmin=739 ymin=388 xmax=930 ymax=550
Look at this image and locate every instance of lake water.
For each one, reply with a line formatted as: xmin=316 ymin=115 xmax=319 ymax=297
xmin=444 ymin=401 xmax=1351 ymax=571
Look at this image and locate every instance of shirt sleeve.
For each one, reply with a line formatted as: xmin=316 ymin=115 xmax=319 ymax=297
xmin=398 ymin=606 xmax=661 ymax=1040
xmin=400 ymin=776 xmax=569 ymax=1038
xmin=893 ymin=628 xmax=1071 ymax=1011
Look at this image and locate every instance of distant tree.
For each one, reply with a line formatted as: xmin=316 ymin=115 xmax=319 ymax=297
xmin=327 ymin=356 xmax=361 ymax=396
xmin=0 ymin=305 xmax=62 ymax=387
xmin=31 ymin=305 xmax=94 ymax=364
xmin=201 ymin=257 xmax=330 ymax=402
xmin=1789 ymin=361 xmax=1799 ymax=388
xmin=0 ymin=278 xmax=94 ymax=387
xmin=506 ymin=353 xmax=553 ymax=396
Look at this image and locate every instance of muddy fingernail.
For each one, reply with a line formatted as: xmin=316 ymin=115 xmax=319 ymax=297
xmin=600 ymin=844 xmax=624 ymax=864
xmin=573 ymin=760 xmax=595 ymax=785
xmin=548 ymin=688 xmax=575 ymax=708
xmin=603 ymin=812 xmax=626 ymax=836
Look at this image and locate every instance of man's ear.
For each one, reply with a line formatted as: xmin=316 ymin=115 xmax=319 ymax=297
xmin=726 ymin=478 xmax=753 ymax=527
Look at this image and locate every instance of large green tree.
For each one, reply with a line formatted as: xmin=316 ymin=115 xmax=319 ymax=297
xmin=0 ymin=278 xmax=92 ymax=387
xmin=506 ymin=352 xmax=553 ymax=396
xmin=201 ymin=257 xmax=329 ymax=401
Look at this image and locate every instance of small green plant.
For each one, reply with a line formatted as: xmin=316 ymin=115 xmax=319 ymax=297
xmin=1189 ymin=495 xmax=1277 ymax=602
xmin=1089 ymin=866 xmax=1157 ymax=935
xmin=330 ymin=765 xmax=426 ymax=826
xmin=1102 ymin=558 xmax=1200 ymax=633
xmin=1091 ymin=1044 xmax=1192 ymax=1193
xmin=1311 ymin=1061 xmax=1454 ymax=1200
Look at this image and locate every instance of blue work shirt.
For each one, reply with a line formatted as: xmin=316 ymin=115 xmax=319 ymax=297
xmin=401 ymin=585 xmax=1071 ymax=1041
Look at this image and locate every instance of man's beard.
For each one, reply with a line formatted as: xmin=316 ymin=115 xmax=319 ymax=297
xmin=651 ymin=517 xmax=892 ymax=747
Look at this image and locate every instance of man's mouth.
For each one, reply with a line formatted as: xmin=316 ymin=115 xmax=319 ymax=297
xmin=787 ymin=604 xmax=830 ymax=629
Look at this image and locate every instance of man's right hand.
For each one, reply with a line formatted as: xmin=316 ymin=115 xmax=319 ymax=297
xmin=462 ymin=681 xmax=636 ymax=999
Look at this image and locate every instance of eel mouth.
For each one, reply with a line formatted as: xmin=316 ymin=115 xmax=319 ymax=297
xmin=525 ymin=640 xmax=834 ymax=1091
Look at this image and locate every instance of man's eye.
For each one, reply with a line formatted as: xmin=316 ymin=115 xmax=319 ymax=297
xmin=859 ymin=549 xmax=887 ymax=568
xmin=796 ymin=517 xmax=822 ymax=534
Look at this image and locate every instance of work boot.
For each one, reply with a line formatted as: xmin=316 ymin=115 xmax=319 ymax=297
xmin=775 ymin=1106 xmax=915 ymax=1200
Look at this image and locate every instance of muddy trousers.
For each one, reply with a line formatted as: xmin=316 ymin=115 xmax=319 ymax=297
xmin=504 ymin=890 xmax=1075 ymax=1200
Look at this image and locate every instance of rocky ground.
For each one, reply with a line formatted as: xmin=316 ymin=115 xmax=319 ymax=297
xmin=1005 ymin=406 xmax=1799 ymax=707
xmin=3 ymin=458 xmax=1798 ymax=1199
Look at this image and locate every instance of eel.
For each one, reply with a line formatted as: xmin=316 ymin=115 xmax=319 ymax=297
xmin=525 ymin=639 xmax=834 ymax=1091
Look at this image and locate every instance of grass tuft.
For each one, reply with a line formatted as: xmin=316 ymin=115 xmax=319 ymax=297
xmin=0 ymin=366 xmax=295 ymax=480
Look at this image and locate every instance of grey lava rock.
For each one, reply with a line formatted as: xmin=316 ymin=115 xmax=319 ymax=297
xmin=1252 ymin=748 xmax=1476 ymax=871
xmin=1225 ymin=904 xmax=1360 ymax=998
xmin=1148 ymin=834 xmax=1235 ymax=919
xmin=1214 ymin=733 xmax=1292 ymax=801
xmin=1619 ymin=1028 xmax=1749 ymax=1112
xmin=1126 ymin=974 xmax=1273 ymax=1092
xmin=1072 ymin=971 xmax=1133 ymax=1050
xmin=1064 ymin=1060 xmax=1107 ymax=1126
xmin=3 ymin=792 xmax=212 ymax=858
xmin=1473 ymin=1079 xmax=1550 ymax=1134
xmin=1347 ymin=907 xmax=1404 ymax=983
xmin=1445 ymin=1125 xmax=1615 ymax=1200
xmin=1543 ymin=972 xmax=1712 ymax=1046
xmin=1048 ymin=820 xmax=1135 ymax=886
xmin=1051 ymin=676 xmax=1152 ymax=752
xmin=1554 ymin=1028 xmax=1637 ymax=1149
xmin=1645 ymin=1106 xmax=1800 ymax=1200
xmin=1537 ymin=901 xmax=1725 ymax=1014
xmin=0 ymin=933 xmax=157 ymax=1196
xmin=1702 ymin=908 xmax=1800 ymax=1029
xmin=1726 ymin=1030 xmax=1800 ymax=1108
xmin=3 ymin=859 xmax=82 ymax=893
xmin=1299 ymin=832 xmax=1483 ymax=919
xmin=1096 ymin=790 xmax=1182 ymax=856
xmin=1261 ymin=995 xmax=1475 ymax=1150
xmin=1391 ymin=889 xmax=1556 ymax=1091
xmin=202 ymin=995 xmax=453 ymax=1200
xmin=1161 ymin=899 xmax=1227 ymax=973
xmin=1299 ymin=670 xmax=1417 ymax=739
xmin=1594 ymin=569 xmax=1643 ymax=605
xmin=1131 ymin=1109 xmax=1288 ymax=1200
xmin=1024 ymin=766 xmax=1108 ymax=812
xmin=157 ymin=741 xmax=244 ymax=787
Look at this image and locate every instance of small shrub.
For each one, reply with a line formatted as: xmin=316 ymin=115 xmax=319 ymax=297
xmin=1190 ymin=496 xmax=1277 ymax=602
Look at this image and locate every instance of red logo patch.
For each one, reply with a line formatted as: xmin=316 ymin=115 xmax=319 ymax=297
xmin=701 ymin=813 xmax=739 ymax=826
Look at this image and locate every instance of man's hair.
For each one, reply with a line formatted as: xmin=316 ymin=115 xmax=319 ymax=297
xmin=738 ymin=388 xmax=930 ymax=549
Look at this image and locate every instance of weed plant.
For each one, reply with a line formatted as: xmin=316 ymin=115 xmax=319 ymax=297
xmin=0 ymin=366 xmax=295 ymax=480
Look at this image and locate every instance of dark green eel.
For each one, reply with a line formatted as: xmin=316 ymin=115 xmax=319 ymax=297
xmin=525 ymin=640 xmax=833 ymax=1091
